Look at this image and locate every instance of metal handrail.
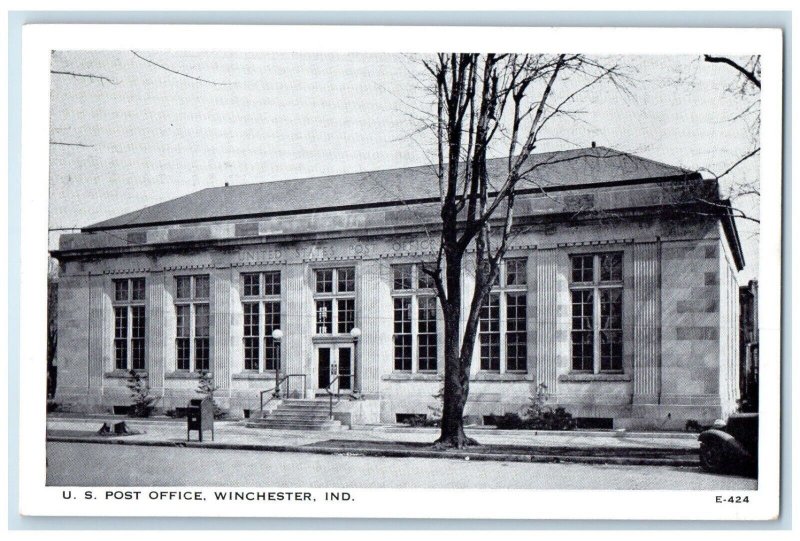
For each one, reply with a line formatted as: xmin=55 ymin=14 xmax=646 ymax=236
xmin=259 ymin=373 xmax=307 ymax=412
xmin=324 ymin=375 xmax=341 ymax=419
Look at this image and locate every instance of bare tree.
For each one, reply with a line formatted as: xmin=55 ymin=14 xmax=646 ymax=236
xmin=413 ymin=53 xmax=624 ymax=448
xmin=699 ymin=55 xmax=761 ymax=225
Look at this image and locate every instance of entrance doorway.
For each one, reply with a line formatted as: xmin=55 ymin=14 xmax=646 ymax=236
xmin=317 ymin=345 xmax=353 ymax=392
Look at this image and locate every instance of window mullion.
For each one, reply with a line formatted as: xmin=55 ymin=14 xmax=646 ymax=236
xmin=593 ymin=256 xmax=601 ymax=374
xmin=187 ymin=301 xmax=193 ymax=372
xmin=411 ymin=294 xmax=418 ymax=374
xmin=499 ymin=292 xmax=507 ymax=374
xmin=126 ymin=302 xmax=133 ymax=370
xmin=259 ymin=299 xmax=265 ymax=373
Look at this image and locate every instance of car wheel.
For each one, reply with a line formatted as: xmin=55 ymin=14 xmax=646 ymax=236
xmin=700 ymin=441 xmax=727 ymax=473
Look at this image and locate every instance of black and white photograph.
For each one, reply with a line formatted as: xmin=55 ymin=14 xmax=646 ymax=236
xmin=16 ymin=23 xmax=783 ymax=521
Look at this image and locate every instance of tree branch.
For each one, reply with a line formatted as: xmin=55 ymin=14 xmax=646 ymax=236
xmin=51 ymin=70 xmax=117 ymax=84
xmin=131 ymin=51 xmax=232 ymax=86
xmin=704 ymin=55 xmax=761 ymax=89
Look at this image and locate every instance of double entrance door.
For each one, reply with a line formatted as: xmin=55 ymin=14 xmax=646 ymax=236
xmin=317 ymin=344 xmax=354 ymax=393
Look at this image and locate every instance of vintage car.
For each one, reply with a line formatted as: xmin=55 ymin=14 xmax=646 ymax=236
xmin=698 ymin=413 xmax=758 ymax=476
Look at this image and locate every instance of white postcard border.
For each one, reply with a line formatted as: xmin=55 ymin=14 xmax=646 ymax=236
xmin=19 ymin=24 xmax=783 ymax=520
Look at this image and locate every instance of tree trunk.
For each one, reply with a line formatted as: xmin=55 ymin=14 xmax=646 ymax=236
xmin=434 ymin=250 xmax=479 ymax=448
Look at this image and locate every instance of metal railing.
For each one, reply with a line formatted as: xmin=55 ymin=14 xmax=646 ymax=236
xmin=323 ymin=372 xmax=361 ymax=419
xmin=258 ymin=373 xmax=307 ymax=412
xmin=324 ymin=375 xmax=340 ymax=419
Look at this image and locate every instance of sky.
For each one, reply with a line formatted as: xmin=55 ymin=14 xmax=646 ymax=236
xmin=48 ymin=51 xmax=760 ymax=280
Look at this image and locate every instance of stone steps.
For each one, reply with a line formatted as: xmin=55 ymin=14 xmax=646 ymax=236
xmin=247 ymin=399 xmax=345 ymax=431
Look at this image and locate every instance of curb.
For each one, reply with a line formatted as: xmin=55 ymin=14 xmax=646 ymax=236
xmin=47 ymin=435 xmax=700 ymax=467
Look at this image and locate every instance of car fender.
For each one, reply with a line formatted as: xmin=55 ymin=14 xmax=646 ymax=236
xmin=699 ymin=429 xmax=752 ymax=461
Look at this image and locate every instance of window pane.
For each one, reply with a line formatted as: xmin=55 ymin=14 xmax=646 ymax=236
xmin=194 ymin=275 xmax=210 ymax=299
xmin=131 ymin=278 xmax=146 ymax=301
xmin=244 ymin=337 xmax=260 ymax=371
xmin=131 ymin=305 xmax=146 ymax=339
xmin=115 ymin=306 xmax=128 ymax=339
xmin=571 ymin=290 xmax=594 ymax=371
xmin=506 ymin=293 xmax=527 ymax=332
xmin=176 ymin=276 xmax=192 ymax=299
xmin=393 ymin=297 xmax=412 ymax=334
xmin=418 ymin=296 xmax=437 ymax=371
xmin=393 ymin=297 xmax=412 ymax=371
xmin=505 ymin=258 xmax=527 ymax=286
xmin=316 ymin=299 xmax=333 ymax=334
xmin=176 ymin=305 xmax=190 ymax=338
xmin=480 ymin=333 xmax=500 ymax=371
xmin=114 ymin=307 xmax=128 ymax=369
xmin=600 ymin=288 xmax=623 ymax=371
xmin=264 ymin=336 xmax=280 ymax=371
xmin=263 ymin=301 xmax=280 ymax=334
xmin=131 ymin=340 xmax=146 ymax=370
xmin=337 ymin=267 xmax=355 ymax=293
xmin=315 ymin=269 xmax=333 ymax=293
xmin=506 ymin=293 xmax=527 ymax=371
xmin=600 ymin=253 xmax=623 ymax=282
xmin=176 ymin=338 xmax=190 ymax=371
xmin=194 ymin=304 xmax=209 ymax=338
xmin=242 ymin=273 xmax=260 ymax=297
xmin=243 ymin=303 xmax=259 ymax=337
xmin=243 ymin=302 xmax=260 ymax=370
xmin=195 ymin=338 xmax=210 ymax=371
xmin=479 ymin=294 xmax=500 ymax=333
xmin=263 ymin=300 xmax=281 ymax=371
xmin=418 ymin=264 xmax=436 ymax=289
xmin=479 ymin=294 xmax=500 ymax=370
xmin=600 ymin=288 xmax=622 ymax=331
xmin=337 ymin=298 xmax=355 ymax=334
xmin=507 ymin=332 xmax=527 ymax=372
xmin=393 ymin=264 xmax=412 ymax=290
xmin=114 ymin=280 xmax=129 ymax=302
xmin=571 ymin=331 xmax=594 ymax=371
xmin=571 ymin=255 xmax=594 ymax=283
xmin=131 ymin=304 xmax=146 ymax=370
xmin=600 ymin=331 xmax=623 ymax=371
xmin=394 ymin=335 xmax=412 ymax=371
xmin=264 ymin=271 xmax=281 ymax=296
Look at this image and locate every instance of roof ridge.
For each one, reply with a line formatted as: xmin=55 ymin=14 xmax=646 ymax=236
xmin=83 ymin=146 xmax=694 ymax=231
xmin=210 ymin=146 xmax=599 ymax=190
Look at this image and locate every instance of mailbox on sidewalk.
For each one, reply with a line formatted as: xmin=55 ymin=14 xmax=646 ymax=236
xmin=187 ymin=397 xmax=214 ymax=442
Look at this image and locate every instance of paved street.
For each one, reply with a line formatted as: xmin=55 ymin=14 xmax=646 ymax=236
xmin=46 ymin=441 xmax=756 ymax=490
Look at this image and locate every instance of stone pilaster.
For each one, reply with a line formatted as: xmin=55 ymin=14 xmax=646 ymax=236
xmin=357 ymin=258 xmax=381 ymax=394
xmin=632 ymin=241 xmax=662 ymax=403
xmin=146 ymin=271 xmax=167 ymax=391
xmin=535 ymin=249 xmax=559 ymax=391
xmin=284 ymin=262 xmax=312 ymax=395
xmin=87 ymin=273 xmax=108 ymax=396
xmin=526 ymin=250 xmax=538 ymax=378
xmin=211 ymin=267 xmax=232 ymax=390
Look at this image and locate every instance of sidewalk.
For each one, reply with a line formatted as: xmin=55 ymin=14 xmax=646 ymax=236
xmin=47 ymin=415 xmax=700 ymax=466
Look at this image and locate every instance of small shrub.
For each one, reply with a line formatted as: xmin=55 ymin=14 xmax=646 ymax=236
xmin=197 ymin=371 xmax=227 ymax=419
xmin=485 ymin=384 xmax=576 ymax=431
xmin=489 ymin=412 xmax=527 ymax=430
xmin=126 ymin=370 xmax=158 ymax=418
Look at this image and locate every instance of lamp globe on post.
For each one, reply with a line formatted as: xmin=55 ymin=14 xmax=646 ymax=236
xmin=271 ymin=329 xmax=283 ymax=397
xmin=350 ymin=327 xmax=361 ymax=395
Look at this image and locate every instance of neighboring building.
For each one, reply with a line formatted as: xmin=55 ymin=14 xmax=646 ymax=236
xmin=739 ymin=280 xmax=759 ymax=412
xmin=51 ymin=146 xmax=745 ymax=429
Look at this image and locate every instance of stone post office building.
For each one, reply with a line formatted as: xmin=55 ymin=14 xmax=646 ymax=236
xmin=52 ymin=147 xmax=745 ymax=429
